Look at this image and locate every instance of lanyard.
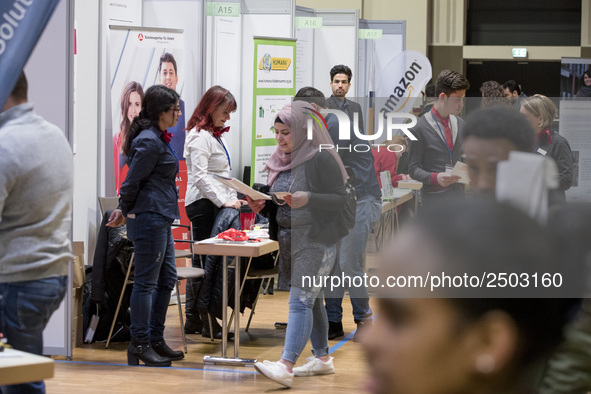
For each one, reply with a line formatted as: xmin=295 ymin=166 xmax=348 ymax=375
xmin=215 ymin=136 xmax=232 ymax=170
xmin=431 ymin=109 xmax=453 ymax=164
xmin=166 ymin=142 xmax=180 ymax=177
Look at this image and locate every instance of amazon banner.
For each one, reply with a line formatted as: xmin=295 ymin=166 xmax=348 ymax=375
xmin=0 ymin=0 xmax=61 ymax=109
xmin=251 ymin=37 xmax=296 ymax=185
xmin=373 ymin=50 xmax=432 ymax=141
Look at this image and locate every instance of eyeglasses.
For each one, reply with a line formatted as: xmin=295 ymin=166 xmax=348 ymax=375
xmin=169 ymin=107 xmax=181 ymax=114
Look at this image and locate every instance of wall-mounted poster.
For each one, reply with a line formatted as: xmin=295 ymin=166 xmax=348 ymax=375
xmin=109 ymin=26 xmax=191 ymax=236
xmin=251 ymin=37 xmax=297 ymax=185
xmin=560 ymin=57 xmax=591 ymax=202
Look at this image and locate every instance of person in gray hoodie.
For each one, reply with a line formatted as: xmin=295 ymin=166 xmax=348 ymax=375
xmin=0 ymin=71 xmax=73 ymax=394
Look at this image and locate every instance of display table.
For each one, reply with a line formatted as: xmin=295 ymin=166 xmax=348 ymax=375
xmin=193 ymin=238 xmax=279 ymax=366
xmin=397 ymin=180 xmax=423 ymax=213
xmin=0 ymin=348 xmax=54 ymax=386
xmin=375 ymin=189 xmax=413 ymax=250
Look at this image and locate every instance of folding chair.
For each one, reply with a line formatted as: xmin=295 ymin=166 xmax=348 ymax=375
xmin=98 ymin=196 xmax=119 ymax=216
xmin=97 ymin=196 xmax=134 ymax=349
xmin=227 ymin=251 xmax=279 ymax=333
xmin=105 ymin=252 xmax=134 ymax=348
xmin=172 ymin=223 xmax=213 ymax=352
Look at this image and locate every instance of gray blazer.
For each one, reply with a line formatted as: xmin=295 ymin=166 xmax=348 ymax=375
xmin=327 ymin=96 xmax=365 ymax=134
xmin=408 ymin=112 xmax=464 ymax=195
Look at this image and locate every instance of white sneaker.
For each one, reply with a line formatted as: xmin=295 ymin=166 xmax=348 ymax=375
xmin=293 ymin=356 xmax=335 ymax=377
xmin=254 ymin=360 xmax=294 ymax=388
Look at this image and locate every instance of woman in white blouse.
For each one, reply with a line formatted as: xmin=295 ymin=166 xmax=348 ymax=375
xmin=183 ymin=85 xmax=241 ymax=337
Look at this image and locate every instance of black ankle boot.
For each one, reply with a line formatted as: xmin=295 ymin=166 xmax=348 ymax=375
xmin=328 ymin=321 xmax=344 ymax=340
xmin=200 ymin=312 xmax=234 ymax=340
xmin=184 ymin=318 xmax=203 ymax=334
xmin=151 ymin=339 xmax=184 ymax=361
xmin=127 ymin=342 xmax=172 ymax=367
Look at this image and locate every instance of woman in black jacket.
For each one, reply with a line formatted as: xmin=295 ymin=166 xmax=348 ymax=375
xmin=520 ymin=94 xmax=574 ymax=204
xmin=107 ymin=85 xmax=183 ymax=367
xmin=248 ymin=101 xmax=349 ymax=388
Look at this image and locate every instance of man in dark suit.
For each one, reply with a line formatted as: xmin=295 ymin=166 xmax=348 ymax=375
xmin=326 ymin=64 xmax=365 ymax=134
xmin=408 ymin=69 xmax=470 ymax=207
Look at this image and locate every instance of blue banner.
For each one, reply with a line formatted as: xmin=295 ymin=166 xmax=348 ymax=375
xmin=0 ymin=0 xmax=61 ymax=109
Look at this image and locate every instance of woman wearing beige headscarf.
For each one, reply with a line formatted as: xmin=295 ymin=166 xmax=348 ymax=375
xmin=247 ymin=100 xmax=348 ymax=388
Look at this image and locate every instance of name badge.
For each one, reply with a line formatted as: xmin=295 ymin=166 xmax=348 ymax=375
xmin=537 ymin=148 xmax=547 ymax=156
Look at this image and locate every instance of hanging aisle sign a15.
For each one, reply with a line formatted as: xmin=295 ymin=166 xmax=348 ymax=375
xmin=206 ymin=2 xmax=240 ymax=17
xmin=251 ymin=37 xmax=296 ymax=185
xmin=375 ymin=50 xmax=432 ymax=114
xmin=0 ymin=0 xmax=61 ymax=109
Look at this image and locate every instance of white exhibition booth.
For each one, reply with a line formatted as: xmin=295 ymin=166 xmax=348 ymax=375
xmin=37 ymin=0 xmax=406 ymax=357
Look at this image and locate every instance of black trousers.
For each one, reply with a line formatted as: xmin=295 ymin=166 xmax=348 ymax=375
xmin=184 ymin=199 xmax=220 ymax=322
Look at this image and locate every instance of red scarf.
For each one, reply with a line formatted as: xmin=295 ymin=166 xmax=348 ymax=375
xmin=538 ymin=128 xmax=552 ymax=145
xmin=160 ymin=129 xmax=173 ymax=143
xmin=212 ymin=126 xmax=230 ymax=138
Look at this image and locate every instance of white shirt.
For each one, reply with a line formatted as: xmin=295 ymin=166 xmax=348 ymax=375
xmin=184 ymin=128 xmax=237 ymax=207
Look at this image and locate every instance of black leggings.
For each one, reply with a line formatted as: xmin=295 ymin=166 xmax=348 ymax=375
xmin=184 ymin=199 xmax=220 ymax=321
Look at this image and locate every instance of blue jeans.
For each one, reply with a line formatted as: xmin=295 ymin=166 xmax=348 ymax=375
xmin=281 ymin=245 xmax=336 ymax=363
xmin=325 ymin=194 xmax=382 ymax=323
xmin=0 ymin=276 xmax=67 ymax=394
xmin=126 ymin=212 xmax=177 ymax=344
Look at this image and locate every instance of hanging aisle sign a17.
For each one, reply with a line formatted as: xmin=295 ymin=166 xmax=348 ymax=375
xmin=375 ymin=50 xmax=432 ymax=114
xmin=0 ymin=0 xmax=61 ymax=109
xmin=359 ymin=29 xmax=383 ymax=39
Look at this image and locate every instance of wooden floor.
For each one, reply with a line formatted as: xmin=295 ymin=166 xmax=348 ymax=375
xmin=46 ymin=291 xmax=374 ymax=393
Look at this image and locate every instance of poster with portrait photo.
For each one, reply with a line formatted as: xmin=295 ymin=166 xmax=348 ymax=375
xmin=108 ymin=26 xmax=191 ymax=236
xmin=560 ymin=58 xmax=591 ymax=202
xmin=560 ymin=57 xmax=591 ymax=98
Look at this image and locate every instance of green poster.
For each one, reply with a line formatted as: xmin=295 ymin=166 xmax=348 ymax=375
xmin=251 ymin=37 xmax=297 ymax=185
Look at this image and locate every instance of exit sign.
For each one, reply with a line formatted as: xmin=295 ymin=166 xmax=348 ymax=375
xmin=512 ymin=48 xmax=527 ymax=58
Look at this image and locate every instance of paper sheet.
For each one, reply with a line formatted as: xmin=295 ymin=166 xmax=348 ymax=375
xmin=451 ymin=161 xmax=470 ymax=184
xmin=272 ymin=192 xmax=291 ymax=199
xmin=213 ymin=174 xmax=272 ymax=200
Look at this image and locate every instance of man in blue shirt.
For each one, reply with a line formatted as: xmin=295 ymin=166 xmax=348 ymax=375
xmin=295 ymin=87 xmax=382 ymax=341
